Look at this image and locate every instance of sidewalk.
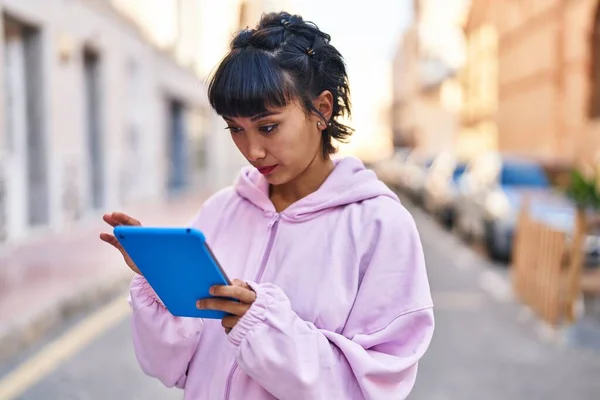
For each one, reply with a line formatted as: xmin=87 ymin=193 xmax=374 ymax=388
xmin=0 ymin=191 xmax=211 ymax=363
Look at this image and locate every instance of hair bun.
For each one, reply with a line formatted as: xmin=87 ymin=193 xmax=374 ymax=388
xmin=231 ymin=28 xmax=253 ymax=49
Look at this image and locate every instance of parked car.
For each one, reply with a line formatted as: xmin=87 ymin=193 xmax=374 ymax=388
xmin=423 ymin=154 xmax=467 ymax=228
xmin=399 ymin=150 xmax=435 ymax=204
xmin=453 ymin=153 xmax=502 ymax=242
xmin=455 ymin=153 xmax=600 ymax=264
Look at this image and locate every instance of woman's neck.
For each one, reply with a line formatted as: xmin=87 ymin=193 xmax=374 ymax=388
xmin=269 ymin=154 xmax=335 ymax=212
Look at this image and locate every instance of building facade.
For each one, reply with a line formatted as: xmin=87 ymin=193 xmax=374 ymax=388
xmin=463 ymin=0 xmax=600 ymax=163
xmin=0 ymin=0 xmax=208 ymax=245
xmin=460 ymin=10 xmax=498 ymax=159
xmin=391 ymin=0 xmax=469 ymax=156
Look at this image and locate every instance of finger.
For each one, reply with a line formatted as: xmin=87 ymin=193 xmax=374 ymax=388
xmin=224 ymin=327 xmax=232 ymax=335
xmin=232 ymin=279 xmax=245 ymax=287
xmin=232 ymin=280 xmax=255 ymax=295
xmin=99 ymin=232 xmax=114 ymax=243
xmin=196 ymin=298 xmax=249 ymax=316
xmin=102 ymin=213 xmax=121 ymax=228
xmin=210 ymin=285 xmax=256 ymax=304
xmin=111 ymin=212 xmax=142 ymax=226
xmin=221 ymin=315 xmax=239 ymax=329
xmin=99 ymin=232 xmax=119 ymax=246
xmin=99 ymin=233 xmax=125 ymax=252
xmin=231 ymin=279 xmax=252 ymax=290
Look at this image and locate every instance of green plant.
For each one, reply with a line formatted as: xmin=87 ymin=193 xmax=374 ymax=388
xmin=566 ymin=166 xmax=600 ymax=210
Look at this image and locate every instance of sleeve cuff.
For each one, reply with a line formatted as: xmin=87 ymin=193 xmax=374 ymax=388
xmin=228 ymin=281 xmax=269 ymax=346
xmin=130 ymin=274 xmax=164 ymax=307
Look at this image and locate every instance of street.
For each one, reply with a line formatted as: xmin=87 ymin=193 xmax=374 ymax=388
xmin=1 ymin=203 xmax=600 ymax=400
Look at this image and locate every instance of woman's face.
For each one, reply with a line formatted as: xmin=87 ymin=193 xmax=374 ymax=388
xmin=224 ymin=95 xmax=332 ymax=186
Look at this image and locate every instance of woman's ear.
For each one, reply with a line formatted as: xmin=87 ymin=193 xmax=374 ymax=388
xmin=313 ymin=90 xmax=334 ymax=122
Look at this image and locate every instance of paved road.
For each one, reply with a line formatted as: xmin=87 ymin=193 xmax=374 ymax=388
xmin=1 ymin=203 xmax=600 ymax=399
xmin=409 ymin=206 xmax=600 ymax=399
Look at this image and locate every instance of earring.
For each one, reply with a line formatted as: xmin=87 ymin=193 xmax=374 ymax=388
xmin=317 ymin=122 xmax=322 ymax=128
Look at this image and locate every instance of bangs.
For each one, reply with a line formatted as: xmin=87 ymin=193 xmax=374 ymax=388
xmin=208 ymin=49 xmax=296 ymax=118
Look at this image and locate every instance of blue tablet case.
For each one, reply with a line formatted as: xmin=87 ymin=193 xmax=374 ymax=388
xmin=114 ymin=226 xmax=232 ymax=319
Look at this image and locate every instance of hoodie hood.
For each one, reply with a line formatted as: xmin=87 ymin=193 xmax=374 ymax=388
xmin=234 ymin=156 xmax=399 ymax=222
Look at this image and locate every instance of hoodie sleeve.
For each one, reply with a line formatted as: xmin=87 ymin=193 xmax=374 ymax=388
xmin=228 ymin=204 xmax=435 ymax=400
xmin=129 ymin=273 xmax=204 ymax=388
xmin=127 ymin=191 xmax=232 ymax=389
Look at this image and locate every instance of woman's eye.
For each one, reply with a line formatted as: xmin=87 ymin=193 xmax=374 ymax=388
xmin=259 ymin=124 xmax=278 ymax=135
xmin=226 ymin=126 xmax=243 ymax=134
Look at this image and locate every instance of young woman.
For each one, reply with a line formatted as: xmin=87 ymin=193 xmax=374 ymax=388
xmin=101 ymin=11 xmax=434 ymax=400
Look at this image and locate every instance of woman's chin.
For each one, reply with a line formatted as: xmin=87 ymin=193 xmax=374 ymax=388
xmin=264 ymin=170 xmax=290 ymax=186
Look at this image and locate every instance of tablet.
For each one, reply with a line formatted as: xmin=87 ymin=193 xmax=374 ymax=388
xmin=114 ymin=225 xmax=233 ymax=319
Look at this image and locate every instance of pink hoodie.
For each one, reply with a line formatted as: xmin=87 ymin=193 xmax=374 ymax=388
xmin=128 ymin=156 xmax=434 ymax=400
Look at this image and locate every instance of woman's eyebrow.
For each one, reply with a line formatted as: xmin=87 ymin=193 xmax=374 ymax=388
xmin=251 ymin=111 xmax=280 ymax=121
xmin=223 ymin=111 xmax=281 ymax=123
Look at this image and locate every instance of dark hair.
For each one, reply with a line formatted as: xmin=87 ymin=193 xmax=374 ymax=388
xmin=207 ymin=11 xmax=353 ymax=155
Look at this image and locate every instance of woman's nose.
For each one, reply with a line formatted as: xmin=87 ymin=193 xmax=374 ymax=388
xmin=246 ymin=138 xmax=267 ymax=162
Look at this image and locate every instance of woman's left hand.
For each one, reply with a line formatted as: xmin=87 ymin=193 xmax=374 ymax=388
xmin=196 ymin=279 xmax=256 ymax=335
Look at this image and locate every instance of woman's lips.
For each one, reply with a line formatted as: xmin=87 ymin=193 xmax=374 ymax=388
xmin=257 ymin=165 xmax=278 ymax=175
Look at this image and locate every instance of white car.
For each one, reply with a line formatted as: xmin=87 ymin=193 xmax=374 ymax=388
xmin=423 ymin=154 xmax=467 ymax=228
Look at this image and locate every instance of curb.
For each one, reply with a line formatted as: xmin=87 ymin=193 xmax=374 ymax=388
xmin=0 ymin=271 xmax=132 ymax=364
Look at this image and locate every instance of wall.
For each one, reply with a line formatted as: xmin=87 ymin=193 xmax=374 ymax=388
xmin=465 ymin=0 xmax=600 ymax=162
xmin=0 ymin=0 xmax=207 ymax=245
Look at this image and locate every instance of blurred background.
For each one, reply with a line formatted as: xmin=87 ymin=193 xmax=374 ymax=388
xmin=1 ymin=0 xmax=600 ymax=399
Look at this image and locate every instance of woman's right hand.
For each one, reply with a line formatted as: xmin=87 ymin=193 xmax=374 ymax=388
xmin=100 ymin=212 xmax=142 ymax=275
